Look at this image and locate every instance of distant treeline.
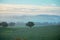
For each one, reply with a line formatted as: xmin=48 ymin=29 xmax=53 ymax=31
xmin=0 ymin=21 xmax=60 ymax=28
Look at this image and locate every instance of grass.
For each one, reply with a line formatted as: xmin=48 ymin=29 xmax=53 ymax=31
xmin=0 ymin=25 xmax=60 ymax=40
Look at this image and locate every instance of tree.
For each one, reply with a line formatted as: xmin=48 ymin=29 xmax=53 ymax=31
xmin=0 ymin=23 xmax=1 ymax=26
xmin=8 ymin=22 xmax=15 ymax=26
xmin=1 ymin=22 xmax=8 ymax=27
xmin=0 ymin=23 xmax=2 ymax=27
xmin=26 ymin=22 xmax=35 ymax=28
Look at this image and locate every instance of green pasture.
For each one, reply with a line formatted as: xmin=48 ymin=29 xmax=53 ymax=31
xmin=0 ymin=25 xmax=60 ymax=40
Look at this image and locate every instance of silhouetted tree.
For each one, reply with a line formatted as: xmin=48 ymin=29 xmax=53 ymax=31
xmin=26 ymin=22 xmax=35 ymax=28
xmin=0 ymin=23 xmax=1 ymax=26
xmin=1 ymin=22 xmax=8 ymax=27
xmin=0 ymin=23 xmax=2 ymax=27
xmin=9 ymin=22 xmax=15 ymax=26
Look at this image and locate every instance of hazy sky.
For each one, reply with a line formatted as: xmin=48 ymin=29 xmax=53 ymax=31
xmin=0 ymin=0 xmax=60 ymax=22
xmin=0 ymin=0 xmax=60 ymax=6
xmin=0 ymin=0 xmax=60 ymax=15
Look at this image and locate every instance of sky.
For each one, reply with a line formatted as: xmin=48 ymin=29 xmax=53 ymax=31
xmin=0 ymin=0 xmax=60 ymax=6
xmin=0 ymin=0 xmax=60 ymax=22
xmin=0 ymin=0 xmax=60 ymax=15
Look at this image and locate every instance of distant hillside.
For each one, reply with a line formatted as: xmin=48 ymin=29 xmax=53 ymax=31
xmin=0 ymin=15 xmax=60 ymax=23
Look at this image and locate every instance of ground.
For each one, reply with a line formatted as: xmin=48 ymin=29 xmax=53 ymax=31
xmin=0 ymin=25 xmax=60 ymax=40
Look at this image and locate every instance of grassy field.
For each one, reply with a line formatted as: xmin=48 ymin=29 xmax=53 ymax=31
xmin=0 ymin=25 xmax=60 ymax=40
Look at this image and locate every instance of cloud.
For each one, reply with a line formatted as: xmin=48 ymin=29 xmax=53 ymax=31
xmin=0 ymin=4 xmax=60 ymax=15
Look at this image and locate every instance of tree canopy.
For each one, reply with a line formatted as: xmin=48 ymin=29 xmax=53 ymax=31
xmin=26 ymin=22 xmax=35 ymax=28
